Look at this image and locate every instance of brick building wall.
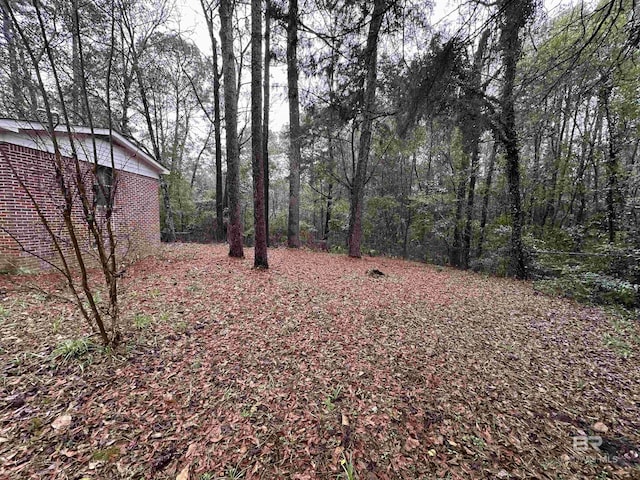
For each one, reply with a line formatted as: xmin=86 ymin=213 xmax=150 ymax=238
xmin=0 ymin=142 xmax=161 ymax=272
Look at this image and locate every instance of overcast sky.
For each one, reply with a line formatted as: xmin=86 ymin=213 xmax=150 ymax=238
xmin=175 ymin=0 xmax=573 ymax=132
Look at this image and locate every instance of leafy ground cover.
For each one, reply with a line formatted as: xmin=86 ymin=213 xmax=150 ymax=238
xmin=0 ymin=244 xmax=639 ymax=479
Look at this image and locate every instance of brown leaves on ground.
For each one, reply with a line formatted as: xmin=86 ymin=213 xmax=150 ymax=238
xmin=0 ymin=244 xmax=639 ymax=479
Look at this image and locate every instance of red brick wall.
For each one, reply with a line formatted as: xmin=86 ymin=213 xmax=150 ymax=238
xmin=0 ymin=142 xmax=161 ymax=271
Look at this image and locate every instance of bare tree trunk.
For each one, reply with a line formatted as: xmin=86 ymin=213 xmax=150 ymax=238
xmin=402 ymin=152 xmax=417 ymax=259
xmin=170 ymin=82 xmax=181 ymax=172
xmin=477 ymin=143 xmax=496 ymax=259
xmin=159 ymin=178 xmax=177 ymax=242
xmin=451 ymin=142 xmax=468 ymax=267
xmin=251 ymin=0 xmax=268 ymax=267
xmin=287 ymin=0 xmax=301 ymax=247
xmin=601 ymin=81 xmax=620 ymax=244
xmin=19 ymin=47 xmax=39 ymax=111
xmin=263 ymin=0 xmax=271 ymax=246
xmin=324 ymin=180 xmax=333 ymax=241
xmin=220 ymin=0 xmax=244 ymax=257
xmin=213 ymin=44 xmax=224 ymax=242
xmin=462 ymin=151 xmax=477 ymax=268
xmin=74 ymin=3 xmax=121 ymax=339
xmin=224 ymin=174 xmax=229 ymax=211
xmin=190 ymin=128 xmax=211 ymax=189
xmin=120 ymin=79 xmax=132 ymax=133
xmin=200 ymin=0 xmax=225 ymax=242
xmin=120 ymin=69 xmax=133 ymax=135
xmin=541 ymin=91 xmax=567 ymax=229
xmin=71 ymin=0 xmax=81 ymax=121
xmin=347 ymin=0 xmax=386 ymax=258
xmin=461 ymin=29 xmax=489 ymax=269
xmin=579 ymin=98 xmax=602 ymax=224
xmin=323 ymin=50 xmax=339 ymax=246
xmin=324 ymin=132 xmax=335 ymax=243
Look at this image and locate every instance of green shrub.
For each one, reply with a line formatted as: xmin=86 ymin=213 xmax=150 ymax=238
xmin=582 ymin=273 xmax=638 ymax=307
xmin=330 ymin=244 xmax=346 ymax=254
xmin=534 ymin=271 xmax=639 ymax=307
xmin=534 ymin=276 xmax=592 ymax=303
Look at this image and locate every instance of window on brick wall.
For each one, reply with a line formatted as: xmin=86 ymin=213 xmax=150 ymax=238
xmin=93 ymin=165 xmax=113 ymax=207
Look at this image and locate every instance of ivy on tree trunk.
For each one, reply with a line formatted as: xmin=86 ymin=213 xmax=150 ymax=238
xmin=497 ymin=0 xmax=532 ymax=279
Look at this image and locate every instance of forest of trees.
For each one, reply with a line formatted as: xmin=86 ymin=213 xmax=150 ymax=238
xmin=1 ymin=0 xmax=638 ymax=303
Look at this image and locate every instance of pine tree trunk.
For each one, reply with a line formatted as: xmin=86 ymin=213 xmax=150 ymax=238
xmin=220 ymin=0 xmax=244 ymax=257
xmin=324 ymin=124 xmax=336 ymax=244
xmin=287 ymin=0 xmax=301 ymax=248
xmin=263 ymin=0 xmax=271 ymax=246
xmin=200 ymin=0 xmax=224 ymax=242
xmin=323 ymin=50 xmax=338 ymax=245
xmin=347 ymin=0 xmax=386 ymax=258
xmin=212 ymin=38 xmax=224 ymax=242
xmin=251 ymin=0 xmax=268 ymax=267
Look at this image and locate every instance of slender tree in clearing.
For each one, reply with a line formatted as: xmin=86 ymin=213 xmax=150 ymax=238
xmin=219 ymin=0 xmax=244 ymax=257
xmin=287 ymin=0 xmax=302 ymax=248
xmin=251 ymin=0 xmax=268 ymax=267
xmin=347 ymin=0 xmax=386 ymax=258
xmin=200 ymin=0 xmax=225 ymax=241
xmin=263 ymin=0 xmax=271 ymax=246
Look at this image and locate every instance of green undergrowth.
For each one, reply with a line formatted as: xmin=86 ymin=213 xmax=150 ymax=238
xmin=534 ymin=270 xmax=638 ymax=307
